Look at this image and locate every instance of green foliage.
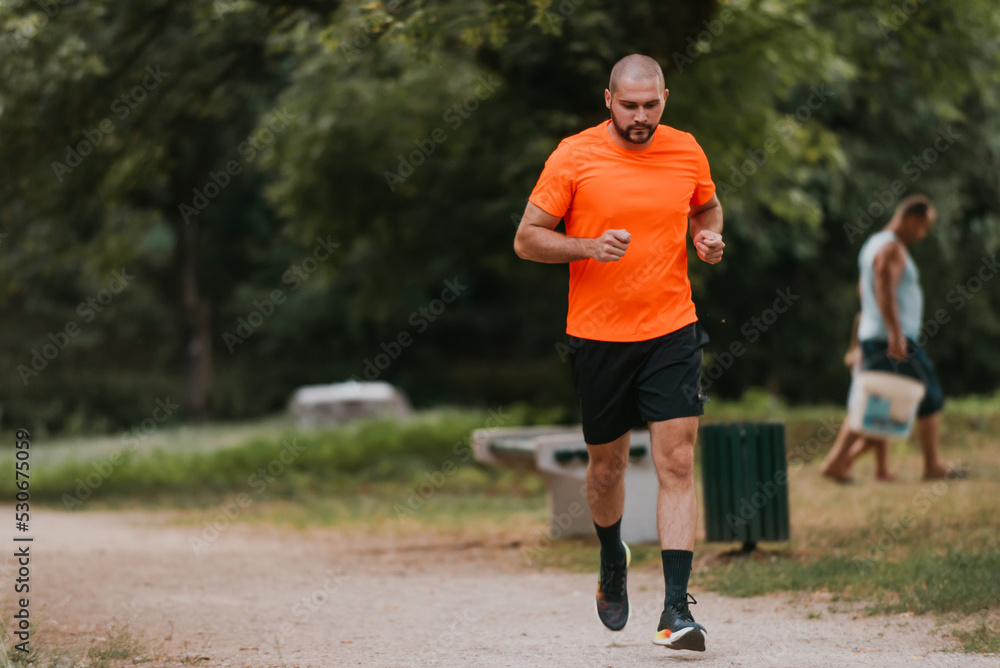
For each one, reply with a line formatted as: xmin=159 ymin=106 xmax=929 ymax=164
xmin=1 ymin=0 xmax=999 ymax=433
xmin=1 ymin=406 xmax=542 ymax=503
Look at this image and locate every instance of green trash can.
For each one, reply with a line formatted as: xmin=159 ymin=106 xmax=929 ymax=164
xmin=699 ymin=422 xmax=790 ymax=551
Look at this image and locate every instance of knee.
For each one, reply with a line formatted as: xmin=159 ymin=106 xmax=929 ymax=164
xmin=658 ymin=446 xmax=695 ymax=482
xmin=589 ymin=452 xmax=628 ymax=488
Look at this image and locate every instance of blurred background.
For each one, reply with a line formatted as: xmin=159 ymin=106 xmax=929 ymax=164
xmin=2 ymin=0 xmax=998 ymax=437
xmin=2 ymin=2 xmax=1000 ymax=663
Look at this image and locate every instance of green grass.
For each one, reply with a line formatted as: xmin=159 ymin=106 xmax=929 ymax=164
xmin=698 ymin=390 xmax=1000 ymax=652
xmin=953 ymin=621 xmax=1000 ymax=654
xmin=0 ymin=619 xmax=153 ymax=668
xmin=165 ymin=471 xmax=548 ymax=534
xmin=86 ymin=625 xmax=146 ymax=664
xmin=1 ymin=620 xmax=42 ymax=668
xmin=0 ymin=404 xmax=554 ymax=505
xmin=6 ymin=416 xmax=292 ymax=469
xmin=700 ymin=549 xmax=1000 ymax=616
xmin=6 ymin=391 xmax=1000 ymax=653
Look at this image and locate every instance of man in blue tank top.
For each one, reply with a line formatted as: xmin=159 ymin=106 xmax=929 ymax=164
xmin=822 ymin=195 xmax=964 ymax=480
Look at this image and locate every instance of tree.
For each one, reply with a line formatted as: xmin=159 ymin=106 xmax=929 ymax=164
xmin=1 ymin=0 xmax=998 ymax=433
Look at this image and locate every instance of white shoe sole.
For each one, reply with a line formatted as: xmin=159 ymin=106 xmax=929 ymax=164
xmin=652 ymin=625 xmax=707 ymax=651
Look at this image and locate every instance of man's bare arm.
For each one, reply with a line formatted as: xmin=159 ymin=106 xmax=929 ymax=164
xmin=513 ymin=201 xmax=630 ymax=264
xmin=688 ymin=194 xmax=724 ymax=264
xmin=873 ymin=242 xmax=907 ymax=359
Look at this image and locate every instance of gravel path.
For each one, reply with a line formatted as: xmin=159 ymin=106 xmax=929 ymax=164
xmin=16 ymin=508 xmax=995 ymax=667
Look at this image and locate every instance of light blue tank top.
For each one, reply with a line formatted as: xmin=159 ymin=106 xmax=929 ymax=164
xmin=858 ymin=230 xmax=923 ymax=341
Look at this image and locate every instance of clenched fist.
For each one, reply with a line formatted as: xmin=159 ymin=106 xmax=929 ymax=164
xmin=592 ymin=229 xmax=631 ymax=262
xmin=693 ymin=230 xmax=725 ymax=264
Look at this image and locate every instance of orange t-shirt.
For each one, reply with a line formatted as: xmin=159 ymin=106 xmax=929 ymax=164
xmin=528 ymin=121 xmax=716 ymax=342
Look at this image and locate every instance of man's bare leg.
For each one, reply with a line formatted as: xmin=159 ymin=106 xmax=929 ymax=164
xmin=844 ymin=435 xmax=872 ymax=464
xmin=586 ymin=431 xmax=630 ymax=525
xmin=649 ymin=417 xmax=698 ymax=550
xmin=841 ymin=436 xmax=892 ymax=479
xmin=917 ymin=411 xmax=951 ymax=479
xmin=820 ymin=419 xmax=861 ymax=481
xmin=649 ymin=416 xmax=706 ymax=651
xmin=873 ymin=440 xmax=896 ymax=481
xmin=586 ymin=431 xmax=631 ymax=631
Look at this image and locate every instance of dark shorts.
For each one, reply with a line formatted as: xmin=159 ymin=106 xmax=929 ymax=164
xmin=860 ymin=339 xmax=944 ymax=417
xmin=568 ymin=322 xmax=710 ymax=445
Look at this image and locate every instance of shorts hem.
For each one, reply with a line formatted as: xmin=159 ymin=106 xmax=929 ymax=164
xmin=583 ymin=426 xmax=632 ymax=447
xmin=916 ymin=400 xmax=944 ymax=418
xmin=641 ymin=405 xmax=705 ymax=424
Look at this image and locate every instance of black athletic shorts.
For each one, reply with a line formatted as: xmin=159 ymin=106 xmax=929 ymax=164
xmin=860 ymin=338 xmax=944 ymax=417
xmin=567 ymin=322 xmax=710 ymax=445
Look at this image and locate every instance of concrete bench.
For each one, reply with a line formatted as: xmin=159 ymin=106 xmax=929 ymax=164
xmin=472 ymin=426 xmax=659 ymax=544
xmin=288 ymin=381 xmax=411 ymax=429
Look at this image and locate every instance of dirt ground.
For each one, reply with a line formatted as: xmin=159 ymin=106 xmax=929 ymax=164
xmin=10 ymin=508 xmax=996 ymax=667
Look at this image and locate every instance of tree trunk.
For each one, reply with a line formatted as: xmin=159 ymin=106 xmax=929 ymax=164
xmin=180 ymin=215 xmax=213 ymax=422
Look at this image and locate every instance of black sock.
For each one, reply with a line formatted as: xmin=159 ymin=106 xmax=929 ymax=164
xmin=662 ymin=549 xmax=693 ymax=608
xmin=594 ymin=518 xmax=626 ymax=565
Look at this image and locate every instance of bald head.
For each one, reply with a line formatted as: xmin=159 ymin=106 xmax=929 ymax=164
xmin=889 ymin=194 xmax=936 ymax=244
xmin=894 ymin=194 xmax=934 ymax=222
xmin=609 ymin=54 xmax=664 ymax=95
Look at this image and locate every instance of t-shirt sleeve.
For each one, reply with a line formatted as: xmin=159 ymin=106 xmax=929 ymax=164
xmin=690 ymin=142 xmax=716 ymax=207
xmin=528 ymin=141 xmax=577 ymax=218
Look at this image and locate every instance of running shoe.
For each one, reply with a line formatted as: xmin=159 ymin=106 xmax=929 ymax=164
xmin=595 ymin=542 xmax=630 ymax=631
xmin=653 ymin=592 xmax=706 ymax=651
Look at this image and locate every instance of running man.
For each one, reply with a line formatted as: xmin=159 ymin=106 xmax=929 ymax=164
xmin=513 ymin=54 xmax=723 ymax=652
xmin=821 ymin=195 xmax=964 ymax=480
